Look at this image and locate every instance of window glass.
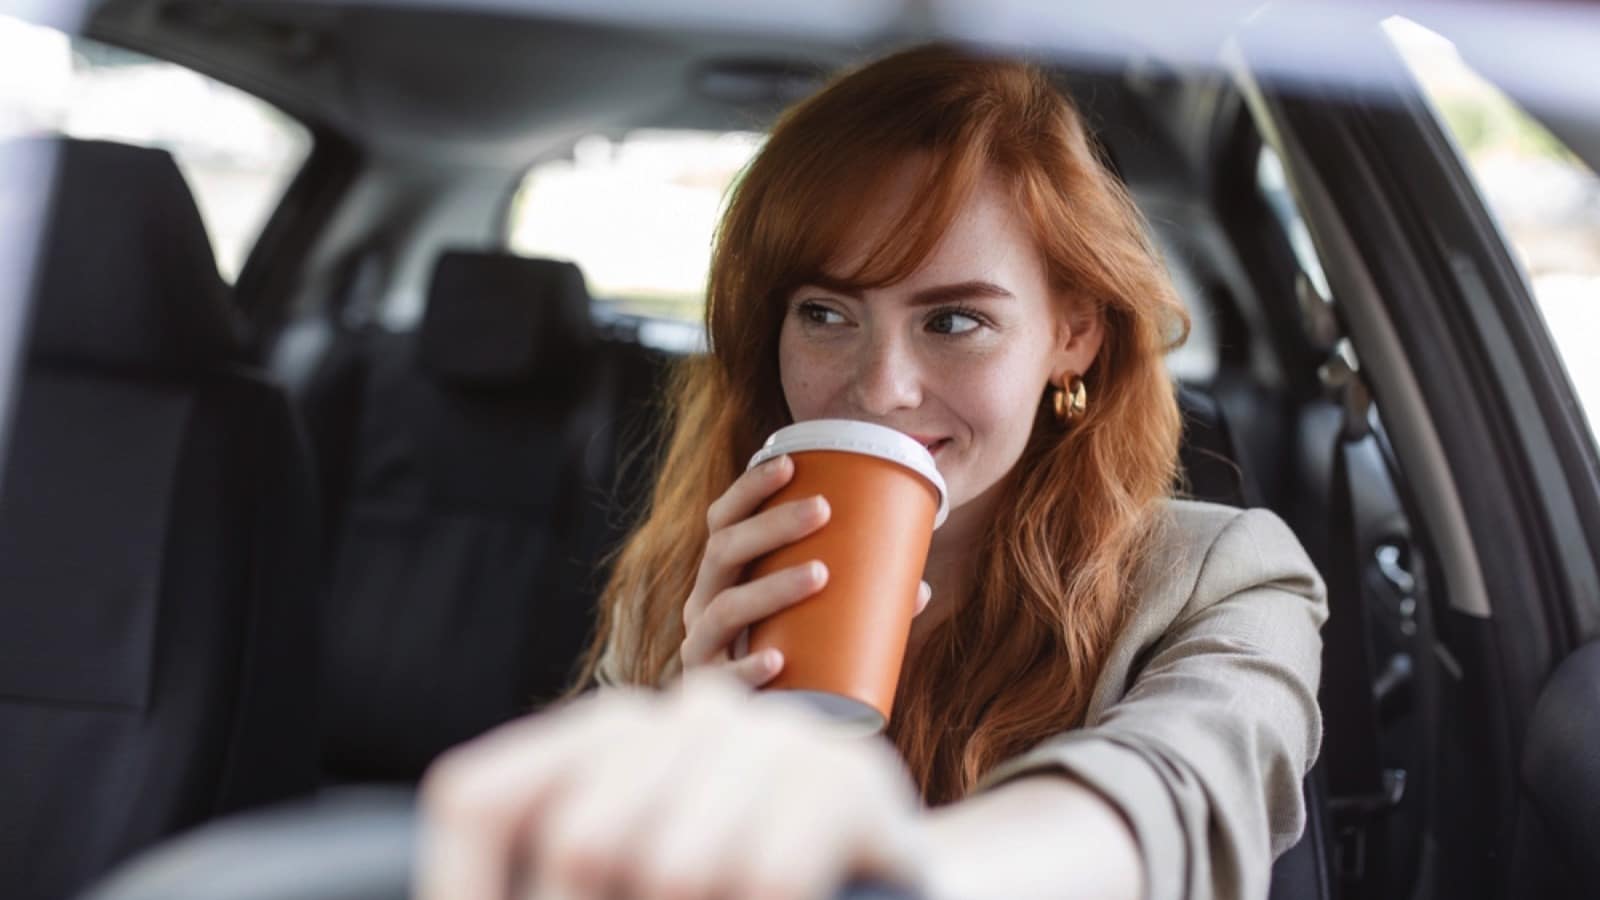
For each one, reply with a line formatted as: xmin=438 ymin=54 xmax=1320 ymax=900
xmin=0 ymin=15 xmax=312 ymax=281
xmin=1256 ymin=144 xmax=1333 ymax=304
xmin=1386 ymin=17 xmax=1600 ymax=444
xmin=507 ymin=130 xmax=764 ymax=324
xmin=1152 ymin=238 xmax=1219 ymax=384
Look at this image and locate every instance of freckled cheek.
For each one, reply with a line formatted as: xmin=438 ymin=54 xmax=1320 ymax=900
xmin=778 ymin=342 xmax=843 ymax=420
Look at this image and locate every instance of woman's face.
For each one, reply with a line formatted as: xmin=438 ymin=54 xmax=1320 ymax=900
xmin=778 ymin=166 xmax=1104 ymax=517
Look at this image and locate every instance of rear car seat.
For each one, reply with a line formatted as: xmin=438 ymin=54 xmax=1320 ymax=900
xmin=306 ymin=251 xmax=662 ymax=781
xmin=0 ymin=139 xmax=322 ymax=900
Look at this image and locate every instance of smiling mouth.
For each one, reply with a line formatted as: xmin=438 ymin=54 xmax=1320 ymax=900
xmin=899 ymin=431 xmax=951 ymax=457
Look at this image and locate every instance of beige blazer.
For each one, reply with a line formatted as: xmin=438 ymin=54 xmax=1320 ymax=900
xmin=596 ymin=498 xmax=1327 ymax=900
xmin=976 ymin=499 xmax=1328 ymax=900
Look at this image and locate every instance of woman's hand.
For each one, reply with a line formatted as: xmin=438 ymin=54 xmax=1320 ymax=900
xmin=681 ymin=454 xmax=931 ymax=687
xmin=417 ymin=672 xmax=927 ymax=900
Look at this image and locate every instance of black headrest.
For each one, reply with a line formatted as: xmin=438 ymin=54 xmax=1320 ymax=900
xmin=1176 ymin=383 xmax=1256 ymax=508
xmin=416 ymin=251 xmax=593 ymax=387
xmin=27 ymin=138 xmax=243 ymax=369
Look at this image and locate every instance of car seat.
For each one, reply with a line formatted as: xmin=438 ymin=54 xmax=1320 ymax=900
xmin=0 ymin=139 xmax=322 ymax=899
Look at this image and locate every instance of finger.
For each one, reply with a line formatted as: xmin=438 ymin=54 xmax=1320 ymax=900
xmin=915 ymin=580 xmax=932 ymax=616
xmin=705 ymin=453 xmax=794 ymax=532
xmin=416 ymin=696 xmax=647 ymax=900
xmin=720 ymin=647 xmax=785 ymax=688
xmin=691 ymin=495 xmax=830 ymax=602
xmin=677 ymin=663 xmax=759 ymax=704
xmin=682 ymin=561 xmax=827 ymax=666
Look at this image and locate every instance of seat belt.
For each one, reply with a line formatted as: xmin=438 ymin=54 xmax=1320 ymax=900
xmin=1318 ymin=345 xmax=1404 ymax=892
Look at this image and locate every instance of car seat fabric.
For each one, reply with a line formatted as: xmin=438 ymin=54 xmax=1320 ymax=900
xmin=21 ymin=140 xmax=244 ymax=370
xmin=417 ymin=251 xmax=594 ymax=385
xmin=1176 ymin=383 xmax=1261 ymax=508
xmin=316 ymin=252 xmax=623 ymax=781
xmin=0 ymin=139 xmax=322 ymax=900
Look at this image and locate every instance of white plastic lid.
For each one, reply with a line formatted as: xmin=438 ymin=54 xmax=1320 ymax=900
xmin=747 ymin=419 xmax=949 ymax=528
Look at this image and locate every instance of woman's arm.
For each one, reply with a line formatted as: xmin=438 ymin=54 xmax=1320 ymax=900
xmin=920 ymin=775 xmax=1144 ymax=900
xmin=954 ymin=507 xmax=1328 ymax=900
xmin=421 ymin=674 xmax=1145 ymax=900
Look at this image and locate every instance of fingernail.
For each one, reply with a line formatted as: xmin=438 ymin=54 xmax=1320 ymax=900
xmin=809 ymin=560 xmax=828 ymax=583
xmin=812 ymin=496 xmax=830 ymax=517
xmin=765 ymin=649 xmax=784 ymax=670
xmin=768 ymin=454 xmax=791 ymax=473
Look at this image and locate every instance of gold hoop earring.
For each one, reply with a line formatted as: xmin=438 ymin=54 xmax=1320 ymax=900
xmin=1052 ymin=374 xmax=1087 ymax=424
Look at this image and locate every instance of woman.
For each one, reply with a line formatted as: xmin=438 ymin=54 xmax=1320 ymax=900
xmin=418 ymin=44 xmax=1326 ymax=900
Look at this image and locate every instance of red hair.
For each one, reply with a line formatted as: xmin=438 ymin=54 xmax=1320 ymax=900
xmin=573 ymin=43 xmax=1189 ymax=804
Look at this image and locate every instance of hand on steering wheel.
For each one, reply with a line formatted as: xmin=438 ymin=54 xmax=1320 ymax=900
xmin=417 ymin=672 xmax=928 ymax=900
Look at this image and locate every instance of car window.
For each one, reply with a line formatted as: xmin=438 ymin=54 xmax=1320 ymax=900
xmin=1385 ymin=17 xmax=1600 ymax=445
xmin=507 ymin=129 xmax=764 ymax=324
xmin=1152 ymin=238 xmax=1219 ymax=384
xmin=0 ymin=14 xmax=311 ymax=282
xmin=1256 ymin=143 xmax=1332 ymax=304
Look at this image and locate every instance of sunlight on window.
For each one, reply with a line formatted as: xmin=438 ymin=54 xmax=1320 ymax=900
xmin=1256 ymin=144 xmax=1332 ymax=303
xmin=506 ymin=130 xmax=764 ymax=322
xmin=1386 ymin=16 xmax=1600 ymax=442
xmin=0 ymin=14 xmax=310 ymax=281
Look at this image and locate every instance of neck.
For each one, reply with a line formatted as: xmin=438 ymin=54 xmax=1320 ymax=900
xmin=906 ymin=478 xmax=1005 ymax=659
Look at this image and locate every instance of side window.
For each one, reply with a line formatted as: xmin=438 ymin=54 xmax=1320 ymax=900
xmin=1386 ymin=17 xmax=1600 ymax=444
xmin=506 ymin=130 xmax=764 ymax=325
xmin=1152 ymin=236 xmax=1219 ymax=384
xmin=0 ymin=15 xmax=312 ymax=281
xmin=1254 ymin=140 xmax=1348 ymax=360
xmin=1256 ymin=143 xmax=1333 ymax=305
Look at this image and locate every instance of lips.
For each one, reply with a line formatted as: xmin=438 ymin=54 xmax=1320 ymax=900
xmin=906 ymin=433 xmax=951 ymax=456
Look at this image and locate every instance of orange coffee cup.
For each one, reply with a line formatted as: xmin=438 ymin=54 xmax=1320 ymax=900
xmin=744 ymin=419 xmax=948 ymax=735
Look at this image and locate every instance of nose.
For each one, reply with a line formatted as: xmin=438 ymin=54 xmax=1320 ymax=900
xmin=848 ymin=328 xmax=922 ymax=417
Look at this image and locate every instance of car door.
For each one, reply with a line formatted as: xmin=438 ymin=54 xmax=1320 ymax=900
xmin=1235 ymin=9 xmax=1600 ymax=900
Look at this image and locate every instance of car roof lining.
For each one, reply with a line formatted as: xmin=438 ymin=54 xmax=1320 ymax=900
xmin=81 ymin=0 xmax=1212 ymax=177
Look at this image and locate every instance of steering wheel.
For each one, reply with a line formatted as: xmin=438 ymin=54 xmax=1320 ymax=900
xmin=80 ymin=788 xmax=920 ymax=900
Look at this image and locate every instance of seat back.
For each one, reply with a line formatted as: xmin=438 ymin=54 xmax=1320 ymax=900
xmin=0 ymin=139 xmax=322 ymax=900
xmin=311 ymin=251 xmax=650 ymax=780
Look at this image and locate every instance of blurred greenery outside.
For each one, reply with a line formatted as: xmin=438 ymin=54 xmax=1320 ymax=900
xmin=1387 ymin=17 xmax=1599 ymax=442
xmin=1438 ymin=96 xmax=1577 ymax=164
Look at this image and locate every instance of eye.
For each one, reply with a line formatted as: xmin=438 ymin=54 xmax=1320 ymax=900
xmin=796 ymin=300 xmax=848 ymax=326
xmin=927 ymin=307 xmax=986 ymax=335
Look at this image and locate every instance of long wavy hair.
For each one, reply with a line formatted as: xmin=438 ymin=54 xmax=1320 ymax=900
xmin=572 ymin=43 xmax=1189 ymax=805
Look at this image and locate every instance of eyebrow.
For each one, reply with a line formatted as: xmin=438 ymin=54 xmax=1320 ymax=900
xmin=907 ymin=280 xmax=1015 ymax=306
xmin=808 ymin=278 xmax=1016 ymax=306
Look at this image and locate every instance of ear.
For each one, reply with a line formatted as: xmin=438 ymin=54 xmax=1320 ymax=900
xmin=1049 ymin=303 xmax=1105 ymax=383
